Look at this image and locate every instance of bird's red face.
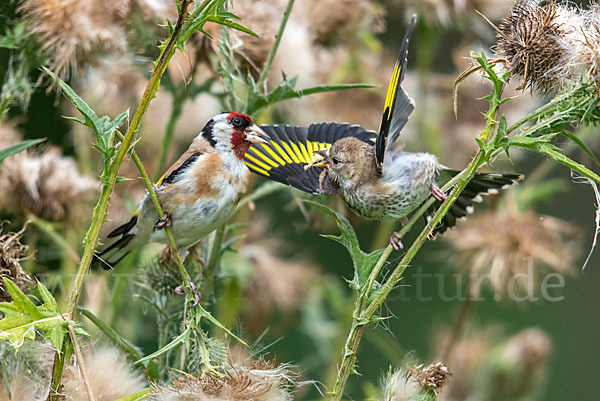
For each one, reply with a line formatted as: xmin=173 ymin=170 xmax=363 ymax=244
xmin=227 ymin=113 xmax=270 ymax=159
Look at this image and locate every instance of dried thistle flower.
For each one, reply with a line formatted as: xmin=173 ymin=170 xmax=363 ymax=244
xmin=19 ymin=0 xmax=130 ymax=78
xmin=383 ymin=360 xmax=451 ymax=401
xmin=0 ymin=344 xmax=145 ymax=401
xmin=202 ymin=0 xmax=284 ymax=77
xmin=0 ymin=146 xmax=97 ymax=222
xmin=296 ymin=0 xmax=384 ymax=46
xmin=491 ymin=1 xmax=600 ymax=94
xmin=149 ymin=357 xmax=294 ymax=401
xmin=406 ymin=362 xmax=452 ymax=394
xmin=446 ymin=205 xmax=578 ymax=297
xmin=0 ymin=224 xmax=33 ymax=302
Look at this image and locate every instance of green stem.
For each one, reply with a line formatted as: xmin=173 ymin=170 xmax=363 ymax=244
xmin=202 ymin=225 xmax=225 ymax=303
xmin=331 ymin=150 xmax=488 ymax=401
xmin=28 ymin=214 xmax=80 ymax=263
xmin=0 ymin=96 xmax=10 ymax=121
xmin=362 ymin=174 xmax=461 ymax=301
xmin=255 ymin=0 xmax=295 ymax=91
xmin=504 ymin=85 xmax=579 ymax=136
xmin=155 ymin=87 xmax=186 ymax=181
xmin=46 ymin=2 xmax=192 ymax=400
xmin=78 ymin=307 xmax=147 ymax=367
xmin=67 ymin=324 xmax=96 ymax=401
xmin=115 ymin=131 xmax=195 ymax=298
xmin=330 ymin=59 xmax=507 ymax=400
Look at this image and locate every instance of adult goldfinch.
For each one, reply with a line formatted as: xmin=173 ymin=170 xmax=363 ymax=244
xmin=95 ymin=112 xmax=270 ymax=269
xmin=242 ymin=15 xmax=522 ymax=249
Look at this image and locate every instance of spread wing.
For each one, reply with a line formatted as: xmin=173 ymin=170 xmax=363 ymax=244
xmin=244 ymin=123 xmax=376 ymax=195
xmin=375 ymin=14 xmax=417 ymax=169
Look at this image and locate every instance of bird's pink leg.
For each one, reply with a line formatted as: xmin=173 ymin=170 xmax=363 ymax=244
xmin=389 ymin=231 xmax=404 ymax=250
xmin=430 ymin=183 xmax=447 ymax=202
xmin=155 ymin=213 xmax=172 ymax=230
xmin=175 ymin=274 xmax=202 ymax=306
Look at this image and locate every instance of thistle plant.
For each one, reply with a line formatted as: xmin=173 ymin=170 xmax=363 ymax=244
xmin=0 ymin=1 xmax=597 ymax=401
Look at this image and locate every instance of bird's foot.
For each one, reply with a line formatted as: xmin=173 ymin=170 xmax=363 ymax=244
xmin=155 ymin=213 xmax=172 ymax=230
xmin=430 ymin=183 xmax=447 ymax=202
xmin=390 ymin=231 xmax=404 ymax=250
xmin=175 ymin=279 xmax=201 ymax=306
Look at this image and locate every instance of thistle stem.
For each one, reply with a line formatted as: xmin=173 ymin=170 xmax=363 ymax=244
xmin=255 ymin=0 xmax=295 ymax=91
xmin=330 ymin=58 xmax=506 ymax=401
xmin=46 ymin=2 xmax=192 ymax=399
xmin=67 ymin=324 xmax=96 ymax=401
xmin=115 ymin=131 xmax=195 ymax=299
xmin=202 ymin=224 xmax=226 ymax=303
xmin=155 ymin=86 xmax=186 ymax=181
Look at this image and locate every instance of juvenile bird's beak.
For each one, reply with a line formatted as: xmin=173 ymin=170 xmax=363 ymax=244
xmin=305 ymin=148 xmax=329 ymax=170
xmin=245 ymin=125 xmax=271 ymax=145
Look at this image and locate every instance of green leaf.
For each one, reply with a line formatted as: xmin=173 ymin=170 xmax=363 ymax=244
xmin=115 ymin=389 xmax=152 ymax=401
xmin=303 ymin=200 xmax=384 ymax=288
xmin=42 ymin=66 xmax=128 ymax=156
xmin=136 ymin=327 xmax=191 ymax=364
xmin=248 ymin=80 xmax=374 ymax=114
xmin=194 ymin=304 xmax=248 ymax=346
xmin=0 ymin=278 xmax=67 ymax=351
xmin=78 ymin=307 xmax=145 ymax=363
xmin=206 ymin=16 xmax=258 ymax=37
xmin=561 ymin=130 xmax=600 ymax=167
xmin=0 ymin=359 xmax=11 ymax=400
xmin=0 ymin=138 xmax=45 ymax=166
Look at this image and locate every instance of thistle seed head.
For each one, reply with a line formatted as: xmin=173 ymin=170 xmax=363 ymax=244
xmin=0 ymin=224 xmax=32 ymax=303
xmin=150 ymin=358 xmax=294 ymax=401
xmin=446 ymin=205 xmax=578 ymax=298
xmin=0 ymin=146 xmax=97 ymax=223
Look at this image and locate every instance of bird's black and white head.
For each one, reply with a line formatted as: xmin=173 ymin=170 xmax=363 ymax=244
xmin=314 ymin=137 xmax=377 ymax=189
xmin=201 ymin=112 xmax=270 ymax=159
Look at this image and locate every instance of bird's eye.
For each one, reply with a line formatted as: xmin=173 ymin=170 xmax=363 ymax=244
xmin=332 ymin=157 xmax=340 ymax=165
xmin=231 ymin=116 xmax=243 ymax=127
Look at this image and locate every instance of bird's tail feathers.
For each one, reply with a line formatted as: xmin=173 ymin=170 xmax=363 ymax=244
xmin=93 ymin=215 xmax=139 ymax=270
xmin=92 ymin=234 xmax=137 ymax=270
xmin=426 ymin=171 xmax=523 ymax=235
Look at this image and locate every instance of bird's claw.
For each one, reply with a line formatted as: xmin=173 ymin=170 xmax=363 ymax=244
xmin=430 ymin=183 xmax=447 ymax=202
xmin=155 ymin=213 xmax=172 ymax=230
xmin=175 ymin=280 xmax=202 ymax=306
xmin=390 ymin=231 xmax=404 ymax=250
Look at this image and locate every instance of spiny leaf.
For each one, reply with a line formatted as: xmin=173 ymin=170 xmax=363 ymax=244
xmin=136 ymin=327 xmax=191 ymax=364
xmin=0 ymin=138 xmax=45 ymax=167
xmin=207 ymin=16 xmax=258 ymax=37
xmin=560 ymin=131 xmax=600 ymax=167
xmin=42 ymin=66 xmax=128 ymax=156
xmin=248 ymin=80 xmax=374 ymax=115
xmin=0 ymin=278 xmax=67 ymax=351
xmin=303 ymin=200 xmax=384 ymax=288
xmin=79 ymin=307 xmax=144 ymax=362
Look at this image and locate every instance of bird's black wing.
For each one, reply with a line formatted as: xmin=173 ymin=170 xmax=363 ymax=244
xmin=375 ymin=14 xmax=417 ymax=169
xmin=244 ymin=123 xmax=376 ymax=195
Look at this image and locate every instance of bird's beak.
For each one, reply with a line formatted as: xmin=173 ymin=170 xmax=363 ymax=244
xmin=245 ymin=124 xmax=271 ymax=145
xmin=305 ymin=148 xmax=329 ymax=170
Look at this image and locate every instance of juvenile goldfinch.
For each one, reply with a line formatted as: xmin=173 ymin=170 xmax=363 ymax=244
xmin=95 ymin=112 xmax=270 ymax=269
xmin=242 ymin=15 xmax=522 ymax=249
